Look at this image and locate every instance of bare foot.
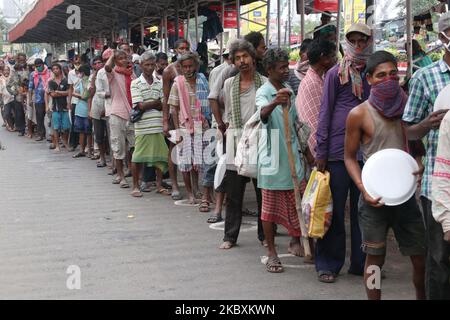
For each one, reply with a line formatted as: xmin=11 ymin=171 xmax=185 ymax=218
xmin=55 ymin=147 xmax=61 ymax=152
xmin=288 ymin=240 xmax=305 ymax=257
xmin=219 ymin=241 xmax=234 ymax=249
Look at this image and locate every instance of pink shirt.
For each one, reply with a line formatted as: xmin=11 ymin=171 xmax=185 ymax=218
xmin=106 ymin=70 xmax=135 ymax=120
xmin=296 ymin=67 xmax=324 ymax=158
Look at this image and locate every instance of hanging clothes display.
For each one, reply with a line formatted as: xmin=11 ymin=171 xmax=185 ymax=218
xmin=198 ymin=6 xmax=223 ymax=42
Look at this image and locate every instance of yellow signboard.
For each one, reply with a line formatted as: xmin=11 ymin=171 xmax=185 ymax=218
xmin=344 ymin=0 xmax=366 ymax=33
xmin=240 ymin=1 xmax=267 ymax=35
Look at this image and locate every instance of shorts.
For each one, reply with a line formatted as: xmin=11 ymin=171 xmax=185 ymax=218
xmin=358 ymin=196 xmax=426 ymax=256
xmin=52 ymin=111 xmax=71 ymax=131
xmin=74 ymin=115 xmax=92 ymax=134
xmin=93 ymin=118 xmax=107 ymax=144
xmin=109 ymin=114 xmax=135 ymax=160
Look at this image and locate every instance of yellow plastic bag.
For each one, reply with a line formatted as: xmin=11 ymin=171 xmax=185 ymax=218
xmin=301 ymin=168 xmax=333 ymax=239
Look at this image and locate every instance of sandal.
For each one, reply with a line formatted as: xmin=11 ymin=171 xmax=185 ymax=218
xmin=266 ymin=256 xmax=284 ymax=273
xmin=171 ymin=191 xmax=182 ymax=200
xmin=112 ymin=176 xmax=121 ymax=184
xmin=97 ymin=161 xmax=107 ymax=168
xmin=120 ymin=179 xmax=130 ymax=188
xmin=156 ymin=188 xmax=171 ymax=195
xmin=91 ymin=154 xmax=100 ymax=160
xmin=140 ymin=182 xmax=152 ymax=193
xmin=207 ymin=214 xmax=223 ymax=223
xmin=199 ymin=200 xmax=210 ymax=213
xmin=318 ymin=271 xmax=336 ymax=283
xmin=131 ymin=189 xmax=143 ymax=197
xmin=72 ymin=152 xmax=86 ymax=158
xmin=161 ymin=181 xmax=172 ymax=190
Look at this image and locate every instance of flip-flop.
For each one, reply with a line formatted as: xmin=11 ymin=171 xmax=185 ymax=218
xmin=72 ymin=152 xmax=86 ymax=158
xmin=161 ymin=181 xmax=172 ymax=189
xmin=131 ymin=190 xmax=143 ymax=197
xmin=266 ymin=256 xmax=284 ymax=273
xmin=140 ymin=182 xmax=152 ymax=192
xmin=171 ymin=191 xmax=182 ymax=200
xmin=97 ymin=161 xmax=107 ymax=168
xmin=199 ymin=200 xmax=210 ymax=213
xmin=318 ymin=271 xmax=336 ymax=283
xmin=156 ymin=188 xmax=171 ymax=195
xmin=207 ymin=215 xmax=223 ymax=223
xmin=120 ymin=180 xmax=130 ymax=188
xmin=112 ymin=176 xmax=121 ymax=184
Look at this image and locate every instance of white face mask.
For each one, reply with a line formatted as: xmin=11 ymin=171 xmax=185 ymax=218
xmin=441 ymin=32 xmax=450 ymax=53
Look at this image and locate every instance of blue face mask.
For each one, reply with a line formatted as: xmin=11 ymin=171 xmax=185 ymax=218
xmin=36 ymin=65 xmax=44 ymax=72
xmin=9 ymin=60 xmax=16 ymax=65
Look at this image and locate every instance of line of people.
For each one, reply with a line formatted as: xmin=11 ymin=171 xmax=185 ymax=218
xmin=1 ymin=15 xmax=450 ymax=301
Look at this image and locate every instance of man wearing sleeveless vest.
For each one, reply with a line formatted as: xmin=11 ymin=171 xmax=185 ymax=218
xmin=345 ymin=51 xmax=426 ymax=300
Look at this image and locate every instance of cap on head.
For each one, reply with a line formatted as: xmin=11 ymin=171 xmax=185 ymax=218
xmin=346 ymin=23 xmax=372 ymax=38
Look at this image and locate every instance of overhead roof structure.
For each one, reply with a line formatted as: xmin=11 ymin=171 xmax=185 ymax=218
xmin=8 ymin=0 xmax=261 ymax=43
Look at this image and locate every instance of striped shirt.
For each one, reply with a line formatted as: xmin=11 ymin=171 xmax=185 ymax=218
xmin=167 ymin=73 xmax=210 ymax=131
xmin=296 ymin=67 xmax=324 ymax=158
xmin=432 ymin=111 xmax=450 ymax=233
xmin=403 ymin=59 xmax=450 ymax=199
xmin=131 ymin=74 xmax=164 ymax=136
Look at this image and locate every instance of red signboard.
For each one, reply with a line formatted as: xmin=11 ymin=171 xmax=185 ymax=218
xmin=210 ymin=4 xmax=238 ymax=29
xmin=313 ymin=0 xmax=339 ymax=12
xmin=298 ymin=0 xmax=339 ymax=14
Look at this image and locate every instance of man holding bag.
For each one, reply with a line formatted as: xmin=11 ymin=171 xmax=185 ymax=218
xmin=314 ymin=23 xmax=372 ymax=283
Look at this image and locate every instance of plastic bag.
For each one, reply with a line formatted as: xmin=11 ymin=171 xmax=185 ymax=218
xmin=301 ymin=168 xmax=333 ymax=239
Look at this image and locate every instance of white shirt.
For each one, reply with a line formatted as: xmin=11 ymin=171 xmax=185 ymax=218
xmin=68 ymin=68 xmax=80 ymax=105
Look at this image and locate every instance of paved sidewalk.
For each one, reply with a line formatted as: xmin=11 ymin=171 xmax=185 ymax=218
xmin=0 ymin=127 xmax=417 ymax=299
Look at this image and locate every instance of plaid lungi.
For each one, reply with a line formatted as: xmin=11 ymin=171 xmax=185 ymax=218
xmin=261 ymin=189 xmax=301 ymax=237
xmin=176 ymin=134 xmax=210 ymax=173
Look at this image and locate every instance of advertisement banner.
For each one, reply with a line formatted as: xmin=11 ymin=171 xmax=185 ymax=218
xmin=344 ymin=0 xmax=366 ymax=32
xmin=210 ymin=4 xmax=238 ymax=29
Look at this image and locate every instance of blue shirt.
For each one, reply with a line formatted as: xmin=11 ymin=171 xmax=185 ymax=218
xmin=256 ymin=81 xmax=304 ymax=190
xmin=28 ymin=72 xmax=46 ymax=104
xmin=74 ymin=79 xmax=89 ymax=118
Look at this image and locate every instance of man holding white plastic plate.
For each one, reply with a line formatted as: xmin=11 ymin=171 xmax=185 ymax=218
xmin=345 ymin=51 xmax=426 ymax=300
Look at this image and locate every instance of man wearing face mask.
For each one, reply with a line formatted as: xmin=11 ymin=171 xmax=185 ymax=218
xmin=345 ymin=51 xmax=426 ymax=300
xmin=28 ymin=58 xmax=51 ymax=141
xmin=68 ymin=55 xmax=82 ymax=150
xmin=314 ymin=23 xmax=373 ymax=283
xmin=403 ymin=12 xmax=450 ymax=300
xmin=168 ymin=52 xmax=212 ymax=207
